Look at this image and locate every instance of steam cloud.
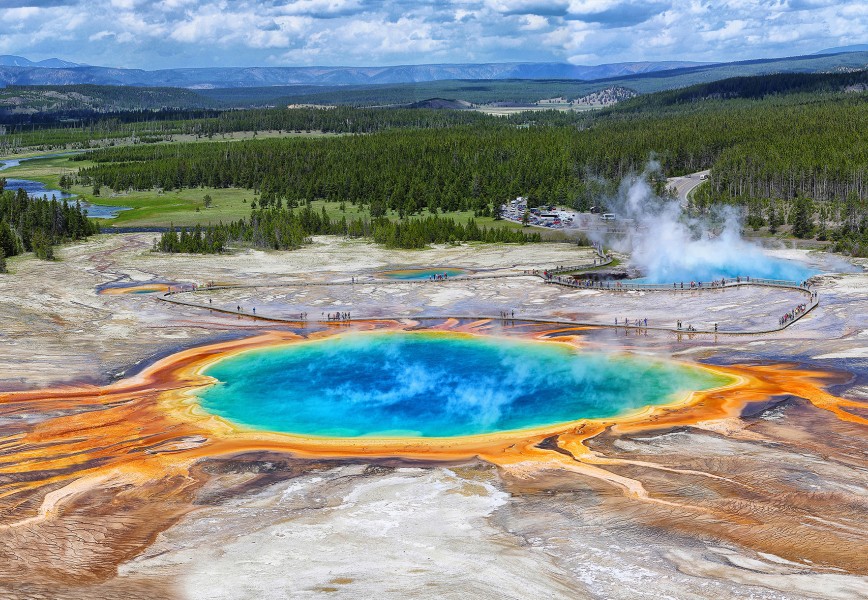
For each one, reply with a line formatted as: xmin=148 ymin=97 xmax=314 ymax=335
xmin=599 ymin=164 xmax=816 ymax=283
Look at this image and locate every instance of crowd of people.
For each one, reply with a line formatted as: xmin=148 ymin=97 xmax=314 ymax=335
xmin=543 ymin=272 xmax=611 ymax=288
xmin=324 ymin=311 xmax=352 ymax=322
xmin=780 ymin=303 xmax=808 ymax=327
xmin=616 ymin=317 xmax=648 ymax=327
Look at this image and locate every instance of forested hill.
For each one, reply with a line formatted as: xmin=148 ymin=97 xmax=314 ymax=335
xmin=0 ymin=105 xmax=581 ymax=152
xmin=73 ymin=89 xmax=868 ymax=212
xmin=0 ymin=84 xmax=216 ymax=115
xmin=2 ymin=51 xmax=866 ymax=116
xmin=612 ymin=70 xmax=868 ymax=112
xmin=199 ymin=52 xmax=868 ymax=107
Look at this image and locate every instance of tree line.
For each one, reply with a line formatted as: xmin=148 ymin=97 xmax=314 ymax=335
xmin=72 ymin=92 xmax=867 ymax=218
xmin=0 ymin=184 xmax=98 ymax=269
xmin=1 ymin=105 xmax=549 ymax=152
xmin=155 ymin=205 xmax=539 ymax=254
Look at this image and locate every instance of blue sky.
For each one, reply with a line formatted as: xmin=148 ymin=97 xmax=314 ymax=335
xmin=1 ymin=0 xmax=865 ymax=69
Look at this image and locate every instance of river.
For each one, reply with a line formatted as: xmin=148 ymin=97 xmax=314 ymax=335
xmin=0 ymin=154 xmax=131 ymax=219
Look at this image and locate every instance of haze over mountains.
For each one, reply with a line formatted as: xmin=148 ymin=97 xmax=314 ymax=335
xmin=1 ymin=46 xmax=866 ymax=115
xmin=0 ymin=44 xmax=866 ymax=92
xmin=0 ymin=56 xmax=84 ymax=69
xmin=0 ymin=59 xmax=710 ymax=88
xmin=814 ymin=44 xmax=868 ymax=55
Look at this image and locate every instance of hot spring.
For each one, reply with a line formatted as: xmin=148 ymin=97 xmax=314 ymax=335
xmin=380 ymin=268 xmax=467 ymax=280
xmin=632 ymin=253 xmax=818 ymax=284
xmin=196 ymin=332 xmax=731 ymax=438
xmin=612 ymin=167 xmax=821 ymax=284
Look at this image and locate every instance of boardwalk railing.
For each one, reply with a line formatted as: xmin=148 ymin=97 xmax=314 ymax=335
xmin=541 ymin=274 xmax=812 ymax=293
xmin=543 ymin=246 xmax=612 ymax=275
xmin=155 ymin=245 xmax=818 ymax=335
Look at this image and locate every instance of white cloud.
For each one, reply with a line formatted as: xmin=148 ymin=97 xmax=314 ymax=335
xmin=520 ymin=14 xmax=550 ymax=30
xmin=2 ymin=7 xmax=41 ymax=20
xmin=700 ymin=19 xmax=747 ymax=42
xmin=0 ymin=0 xmax=866 ymax=68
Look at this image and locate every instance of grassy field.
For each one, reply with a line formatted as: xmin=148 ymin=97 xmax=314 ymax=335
xmin=1 ymin=154 xmax=81 ymax=181
xmin=2 ymin=153 xmax=537 ymax=230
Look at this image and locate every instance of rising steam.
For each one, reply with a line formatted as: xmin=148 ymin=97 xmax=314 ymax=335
xmin=600 ymin=164 xmax=816 ymax=283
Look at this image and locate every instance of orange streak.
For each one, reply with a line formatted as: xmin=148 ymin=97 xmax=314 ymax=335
xmin=98 ymin=284 xmax=171 ymax=295
xmin=0 ymin=322 xmax=864 ymax=519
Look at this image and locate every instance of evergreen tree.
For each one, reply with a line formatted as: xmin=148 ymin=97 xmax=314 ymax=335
xmin=791 ymin=195 xmax=815 ymax=239
xmin=0 ymin=188 xmax=97 ymax=264
xmin=768 ymin=201 xmax=782 ymax=234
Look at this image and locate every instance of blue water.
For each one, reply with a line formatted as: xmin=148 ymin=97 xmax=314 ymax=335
xmin=1 ymin=155 xmax=131 ymax=219
xmin=381 ymin=268 xmax=467 ymax=280
xmin=633 ymin=255 xmax=818 ymax=284
xmin=197 ymin=332 xmax=730 ymax=438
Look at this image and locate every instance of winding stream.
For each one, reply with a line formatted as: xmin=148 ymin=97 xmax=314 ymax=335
xmin=0 ymin=154 xmax=131 ymax=219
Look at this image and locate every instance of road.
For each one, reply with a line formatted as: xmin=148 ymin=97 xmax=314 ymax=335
xmin=667 ymin=169 xmax=709 ymax=208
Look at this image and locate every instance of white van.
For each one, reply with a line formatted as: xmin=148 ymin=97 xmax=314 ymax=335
xmin=601 ymin=213 xmax=616 ymax=221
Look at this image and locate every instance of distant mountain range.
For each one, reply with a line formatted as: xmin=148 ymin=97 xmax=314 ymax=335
xmin=0 ymin=60 xmax=709 ymax=88
xmin=0 ymin=55 xmax=84 ymax=69
xmin=814 ymin=44 xmax=868 ymax=55
xmin=2 ymin=44 xmax=866 ymax=90
xmin=1 ymin=48 xmax=867 ymax=114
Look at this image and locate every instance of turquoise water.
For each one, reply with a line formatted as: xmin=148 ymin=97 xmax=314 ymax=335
xmin=633 ymin=256 xmax=817 ymax=284
xmin=381 ymin=268 xmax=467 ymax=280
xmin=632 ymin=246 xmax=818 ymax=284
xmin=197 ymin=332 xmax=729 ymax=438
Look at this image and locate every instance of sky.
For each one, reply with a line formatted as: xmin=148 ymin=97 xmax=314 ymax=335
xmin=0 ymin=0 xmax=866 ymax=69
